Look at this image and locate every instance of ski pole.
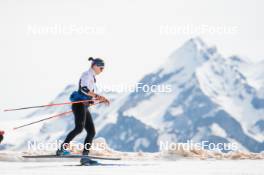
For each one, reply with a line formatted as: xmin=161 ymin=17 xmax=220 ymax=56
xmin=12 ymin=101 xmax=101 ymax=130
xmin=3 ymin=99 xmax=95 ymax=112
xmin=13 ymin=110 xmax=73 ymax=130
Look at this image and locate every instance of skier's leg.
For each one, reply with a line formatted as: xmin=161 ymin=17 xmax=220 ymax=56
xmin=80 ymin=109 xmax=98 ymax=165
xmin=62 ymin=103 xmax=86 ymax=149
xmin=82 ymin=109 xmax=96 ymax=155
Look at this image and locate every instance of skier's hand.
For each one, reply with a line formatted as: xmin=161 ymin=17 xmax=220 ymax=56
xmin=102 ymin=97 xmax=110 ymax=105
xmin=94 ymin=95 xmax=104 ymax=101
xmin=95 ymin=95 xmax=110 ymax=105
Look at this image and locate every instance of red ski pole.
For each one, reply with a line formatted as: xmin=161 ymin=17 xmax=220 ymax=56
xmin=3 ymin=99 xmax=95 ymax=112
xmin=12 ymin=101 xmax=101 ymax=130
xmin=13 ymin=111 xmax=73 ymax=130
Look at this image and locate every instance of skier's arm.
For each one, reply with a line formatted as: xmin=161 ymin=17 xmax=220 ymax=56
xmin=80 ymin=73 xmax=98 ymax=98
xmin=80 ymin=72 xmax=110 ymax=104
xmin=87 ymin=91 xmax=98 ymax=98
xmin=87 ymin=91 xmax=110 ymax=105
xmin=81 ymin=84 xmax=109 ymax=104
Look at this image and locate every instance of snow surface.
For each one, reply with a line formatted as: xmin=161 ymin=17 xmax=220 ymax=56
xmin=0 ymin=160 xmax=263 ymax=175
xmin=0 ymin=138 xmax=264 ymax=175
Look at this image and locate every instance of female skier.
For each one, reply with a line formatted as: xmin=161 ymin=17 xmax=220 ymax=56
xmin=56 ymin=57 xmax=110 ymax=165
xmin=0 ymin=130 xmax=4 ymax=144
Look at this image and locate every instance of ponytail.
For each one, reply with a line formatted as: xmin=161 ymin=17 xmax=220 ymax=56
xmin=88 ymin=57 xmax=105 ymax=67
xmin=88 ymin=57 xmax=94 ymax=62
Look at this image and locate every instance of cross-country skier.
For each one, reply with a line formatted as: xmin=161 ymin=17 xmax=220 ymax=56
xmin=56 ymin=57 xmax=110 ymax=165
xmin=0 ymin=130 xmax=4 ymax=144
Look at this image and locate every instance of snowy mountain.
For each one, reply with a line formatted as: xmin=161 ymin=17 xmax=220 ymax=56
xmin=98 ymin=38 xmax=264 ymax=153
xmin=1 ymin=37 xmax=263 ymax=153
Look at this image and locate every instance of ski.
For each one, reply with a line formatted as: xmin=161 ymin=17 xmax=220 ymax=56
xmin=65 ymin=163 xmax=129 ymax=167
xmin=23 ymin=154 xmax=121 ymax=160
xmin=78 ymin=163 xmax=128 ymax=166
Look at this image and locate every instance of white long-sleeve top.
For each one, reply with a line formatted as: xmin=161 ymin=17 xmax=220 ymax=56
xmin=79 ymin=68 xmax=96 ymax=96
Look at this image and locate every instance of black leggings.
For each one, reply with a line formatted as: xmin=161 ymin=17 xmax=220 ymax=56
xmin=62 ymin=103 xmax=95 ymax=155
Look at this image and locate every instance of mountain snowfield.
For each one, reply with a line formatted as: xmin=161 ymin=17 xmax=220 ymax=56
xmin=0 ymin=37 xmax=263 ymax=156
